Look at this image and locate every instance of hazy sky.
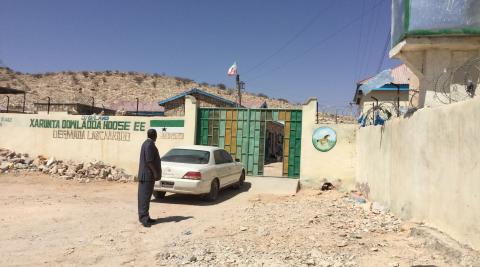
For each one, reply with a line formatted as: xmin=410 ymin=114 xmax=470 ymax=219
xmin=0 ymin=0 xmax=400 ymax=106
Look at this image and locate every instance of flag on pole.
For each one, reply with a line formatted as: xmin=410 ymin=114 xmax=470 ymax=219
xmin=227 ymin=62 xmax=238 ymax=76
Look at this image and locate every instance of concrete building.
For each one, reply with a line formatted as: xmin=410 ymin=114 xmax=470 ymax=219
xmin=159 ymin=88 xmax=240 ymax=116
xmin=390 ymin=0 xmax=480 ymax=108
xmin=351 ymin=0 xmax=480 ymax=251
xmin=353 ymin=64 xmax=413 ymax=115
xmin=0 ymin=86 xmax=26 ymax=113
xmin=159 ymin=88 xmax=285 ymax=172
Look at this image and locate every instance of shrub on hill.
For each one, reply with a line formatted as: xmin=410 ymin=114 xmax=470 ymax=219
xmin=257 ymin=93 xmax=268 ymax=98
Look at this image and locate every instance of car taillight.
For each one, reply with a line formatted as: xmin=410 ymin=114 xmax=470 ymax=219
xmin=182 ymin=171 xmax=202 ymax=180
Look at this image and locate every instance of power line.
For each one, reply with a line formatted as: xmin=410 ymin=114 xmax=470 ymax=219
xmin=353 ymin=0 xmax=367 ymax=83
xmin=243 ymin=0 xmax=337 ymax=75
xmin=249 ymin=0 xmax=388 ymax=81
xmin=360 ymin=1 xmax=383 ymax=78
xmin=376 ymin=29 xmax=391 ymax=73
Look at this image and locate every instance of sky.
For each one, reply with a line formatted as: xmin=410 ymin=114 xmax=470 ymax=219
xmin=0 ymin=0 xmax=400 ymax=106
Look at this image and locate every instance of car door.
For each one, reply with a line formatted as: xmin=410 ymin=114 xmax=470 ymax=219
xmin=220 ymin=150 xmax=239 ymax=185
xmin=213 ymin=150 xmax=230 ymax=187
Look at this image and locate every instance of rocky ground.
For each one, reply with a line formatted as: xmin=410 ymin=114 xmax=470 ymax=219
xmin=0 ymin=67 xmax=295 ymax=112
xmin=1 ymin=171 xmax=478 ymax=266
xmin=0 ymin=148 xmax=134 ymax=182
xmin=156 ymin=191 xmax=479 ymax=267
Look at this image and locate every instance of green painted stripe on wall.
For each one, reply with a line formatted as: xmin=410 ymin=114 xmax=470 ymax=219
xmin=150 ymin=120 xmax=185 ymax=127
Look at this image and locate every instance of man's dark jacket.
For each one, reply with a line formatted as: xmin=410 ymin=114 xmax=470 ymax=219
xmin=138 ymin=138 xmax=161 ymax=182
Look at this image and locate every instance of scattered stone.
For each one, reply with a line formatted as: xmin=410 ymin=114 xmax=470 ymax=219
xmin=321 ymin=182 xmax=335 ymax=191
xmin=46 ymin=157 xmax=56 ymax=167
xmin=64 ymin=247 xmax=75 ymax=255
xmin=371 ymin=202 xmax=388 ymax=214
xmin=50 ymin=165 xmax=58 ymax=175
xmin=0 ymin=162 xmax=11 ymax=172
xmin=240 ymin=226 xmax=248 ymax=231
xmin=0 ymin=148 xmax=134 ymax=184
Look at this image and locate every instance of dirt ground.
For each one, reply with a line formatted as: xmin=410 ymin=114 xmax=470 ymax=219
xmin=0 ymin=172 xmax=476 ymax=266
xmin=263 ymin=162 xmax=283 ymax=177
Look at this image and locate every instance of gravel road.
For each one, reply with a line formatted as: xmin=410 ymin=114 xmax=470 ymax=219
xmin=0 ymin=172 xmax=476 ymax=266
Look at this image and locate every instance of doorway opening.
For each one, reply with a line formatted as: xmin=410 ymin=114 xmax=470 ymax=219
xmin=263 ymin=121 xmax=284 ymax=177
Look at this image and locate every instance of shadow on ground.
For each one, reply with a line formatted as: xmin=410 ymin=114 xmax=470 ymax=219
xmin=150 ymin=216 xmax=194 ymax=225
xmin=152 ymin=182 xmax=252 ymax=206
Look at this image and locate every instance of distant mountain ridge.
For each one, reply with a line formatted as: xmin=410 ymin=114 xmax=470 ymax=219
xmin=0 ymin=67 xmax=295 ymax=113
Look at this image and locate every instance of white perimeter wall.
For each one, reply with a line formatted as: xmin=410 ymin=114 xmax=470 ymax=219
xmin=300 ymin=98 xmax=357 ymax=189
xmin=0 ymin=96 xmax=198 ymax=175
xmin=356 ymin=97 xmax=480 ymax=251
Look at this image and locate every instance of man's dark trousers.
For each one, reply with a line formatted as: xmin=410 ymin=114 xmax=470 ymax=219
xmin=138 ymin=180 xmax=155 ymax=223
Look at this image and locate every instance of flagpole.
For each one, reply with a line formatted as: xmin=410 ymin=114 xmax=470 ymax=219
xmin=236 ymin=74 xmax=242 ymax=107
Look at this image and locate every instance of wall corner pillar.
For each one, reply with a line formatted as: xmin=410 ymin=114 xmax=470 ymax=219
xmin=299 ymin=97 xmax=317 ymax=180
xmin=183 ymin=95 xmax=198 ymax=145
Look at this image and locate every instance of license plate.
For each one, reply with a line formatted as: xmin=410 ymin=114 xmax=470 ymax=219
xmin=161 ymin=181 xmax=174 ymax=188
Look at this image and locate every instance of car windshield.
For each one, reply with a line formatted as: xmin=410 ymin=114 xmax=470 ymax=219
xmin=162 ymin=149 xmax=210 ymax=164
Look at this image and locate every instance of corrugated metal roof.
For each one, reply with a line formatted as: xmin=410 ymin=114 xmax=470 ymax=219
xmin=0 ymin=86 xmax=25 ymax=94
xmin=158 ymin=88 xmax=239 ymax=107
xmin=358 ymin=64 xmax=410 ymax=85
xmin=353 ymin=64 xmax=412 ymax=103
xmin=242 ymin=99 xmax=267 ymax=109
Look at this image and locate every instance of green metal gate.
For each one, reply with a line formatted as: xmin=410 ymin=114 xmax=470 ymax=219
xmin=196 ymin=108 xmax=302 ymax=178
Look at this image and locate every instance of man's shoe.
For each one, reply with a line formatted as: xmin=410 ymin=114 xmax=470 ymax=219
xmin=147 ymin=218 xmax=156 ymax=224
xmin=140 ymin=221 xmax=151 ymax=228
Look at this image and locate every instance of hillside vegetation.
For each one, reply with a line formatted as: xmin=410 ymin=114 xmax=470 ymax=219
xmin=0 ymin=67 xmax=295 ymax=112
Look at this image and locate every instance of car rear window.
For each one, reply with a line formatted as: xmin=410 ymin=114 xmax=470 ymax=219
xmin=162 ymin=149 xmax=210 ymax=164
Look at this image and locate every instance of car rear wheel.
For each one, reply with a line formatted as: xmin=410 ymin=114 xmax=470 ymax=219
xmin=206 ymin=179 xmax=219 ymax=201
xmin=233 ymin=170 xmax=245 ymax=190
xmin=153 ymin=191 xmax=166 ymax=199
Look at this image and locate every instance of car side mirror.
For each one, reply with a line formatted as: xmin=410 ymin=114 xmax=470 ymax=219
xmin=235 ymin=158 xmax=240 ymax=162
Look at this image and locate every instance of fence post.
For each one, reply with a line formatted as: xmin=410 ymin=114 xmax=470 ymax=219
xmin=47 ymin=97 xmax=51 ymax=114
xmin=136 ymin=98 xmax=139 ymax=116
xmin=22 ymin=92 xmax=26 ymax=113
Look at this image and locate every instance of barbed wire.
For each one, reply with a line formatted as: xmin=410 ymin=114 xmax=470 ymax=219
xmin=434 ymin=56 xmax=479 ymax=105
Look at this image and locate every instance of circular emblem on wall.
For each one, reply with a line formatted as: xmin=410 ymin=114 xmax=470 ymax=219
xmin=312 ymin=127 xmax=337 ymax=152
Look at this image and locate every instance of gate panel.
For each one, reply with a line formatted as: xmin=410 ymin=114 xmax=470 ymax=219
xmin=196 ymin=108 xmax=302 ymax=178
xmin=219 ymin=110 xmax=226 ymax=149
xmin=283 ymin=120 xmax=291 ymax=176
xmin=288 ymin=110 xmax=302 ymax=177
xmin=231 ymin=110 xmax=238 ymax=158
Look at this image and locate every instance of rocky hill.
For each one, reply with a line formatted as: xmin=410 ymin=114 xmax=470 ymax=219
xmin=0 ymin=67 xmax=295 ymax=113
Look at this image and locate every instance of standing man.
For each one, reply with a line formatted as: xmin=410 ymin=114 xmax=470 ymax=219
xmin=138 ymin=129 xmax=161 ymax=227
